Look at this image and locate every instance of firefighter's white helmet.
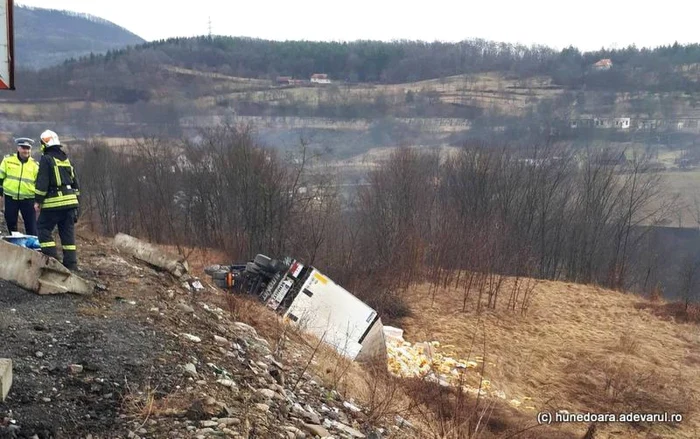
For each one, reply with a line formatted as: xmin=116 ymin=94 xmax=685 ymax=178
xmin=40 ymin=130 xmax=61 ymax=148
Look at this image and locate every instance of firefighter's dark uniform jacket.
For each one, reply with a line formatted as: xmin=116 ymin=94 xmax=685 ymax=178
xmin=35 ymin=146 xmax=80 ymax=210
xmin=35 ymin=145 xmax=80 ymax=269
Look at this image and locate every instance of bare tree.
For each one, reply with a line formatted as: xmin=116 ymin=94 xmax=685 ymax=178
xmin=74 ymin=122 xmax=680 ymax=317
xmin=679 ymin=255 xmax=700 ymax=312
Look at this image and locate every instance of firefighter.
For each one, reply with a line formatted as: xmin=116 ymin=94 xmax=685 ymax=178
xmin=34 ymin=130 xmax=81 ymax=270
xmin=0 ymin=137 xmax=39 ymax=236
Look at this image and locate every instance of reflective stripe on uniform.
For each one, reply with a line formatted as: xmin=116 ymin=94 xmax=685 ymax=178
xmin=40 ymin=156 xmax=78 ymax=209
xmin=4 ymin=175 xmax=35 ymax=184
xmin=40 ymin=241 xmax=56 ymax=248
xmin=53 ymin=162 xmax=62 ymax=186
xmin=63 ymin=245 xmax=76 ymax=251
xmin=42 ymin=193 xmax=79 ymax=209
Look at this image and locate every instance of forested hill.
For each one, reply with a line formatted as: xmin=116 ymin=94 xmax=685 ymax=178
xmin=11 ymin=35 xmax=700 ymax=102
xmin=15 ymin=6 xmax=145 ymax=69
xmin=79 ymin=37 xmax=700 ymax=87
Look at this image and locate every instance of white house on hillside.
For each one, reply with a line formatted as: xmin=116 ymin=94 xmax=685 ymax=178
xmin=310 ymin=73 xmax=331 ymax=84
xmin=570 ymin=116 xmax=630 ymax=130
xmin=594 ymin=117 xmax=630 ymax=129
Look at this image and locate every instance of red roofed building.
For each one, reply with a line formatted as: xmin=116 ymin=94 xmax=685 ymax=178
xmin=593 ymin=58 xmax=613 ymax=71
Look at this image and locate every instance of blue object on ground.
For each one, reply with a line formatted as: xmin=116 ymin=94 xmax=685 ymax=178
xmin=2 ymin=235 xmax=41 ymax=250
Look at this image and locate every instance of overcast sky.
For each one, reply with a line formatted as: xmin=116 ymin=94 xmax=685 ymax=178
xmin=15 ymin=0 xmax=700 ymax=52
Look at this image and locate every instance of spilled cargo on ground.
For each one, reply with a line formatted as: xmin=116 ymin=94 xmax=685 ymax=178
xmin=206 ymin=254 xmax=387 ymax=362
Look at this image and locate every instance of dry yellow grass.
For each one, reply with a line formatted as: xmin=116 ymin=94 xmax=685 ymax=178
xmin=217 ymin=293 xmax=572 ymax=438
xmin=399 ymin=278 xmax=700 ymax=438
xmin=0 ymin=100 xmax=95 ymax=117
xmin=162 ymin=65 xmax=270 ymax=86
xmin=384 ymin=73 xmax=563 ymax=115
xmin=196 ymin=71 xmax=563 ymax=117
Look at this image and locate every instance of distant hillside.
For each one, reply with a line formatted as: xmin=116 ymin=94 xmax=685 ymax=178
xmin=14 ymin=6 xmax=145 ymax=69
xmin=10 ymin=35 xmax=700 ymax=103
xmin=6 ymin=35 xmax=700 ymax=158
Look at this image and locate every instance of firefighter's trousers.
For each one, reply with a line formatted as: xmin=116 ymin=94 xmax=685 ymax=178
xmin=37 ymin=207 xmax=78 ymax=270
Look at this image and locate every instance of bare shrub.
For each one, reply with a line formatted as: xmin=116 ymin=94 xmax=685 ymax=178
xmin=75 ymin=127 xmax=677 ymax=321
xmin=617 ymin=332 xmax=641 ymax=356
xmin=567 ymin=354 xmax=692 ymax=417
xmin=356 ymin=359 xmax=418 ymax=427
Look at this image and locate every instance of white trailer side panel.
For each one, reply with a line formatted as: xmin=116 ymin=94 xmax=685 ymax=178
xmin=285 ymin=269 xmax=377 ymax=360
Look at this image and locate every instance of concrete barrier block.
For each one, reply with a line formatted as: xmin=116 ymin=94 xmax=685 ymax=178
xmin=0 ymin=358 xmax=12 ymax=402
xmin=0 ymin=239 xmax=94 ymax=295
xmin=113 ymin=233 xmax=188 ymax=278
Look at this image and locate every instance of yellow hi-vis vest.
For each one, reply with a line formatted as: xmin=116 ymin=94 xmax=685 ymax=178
xmin=0 ymin=153 xmax=39 ymax=200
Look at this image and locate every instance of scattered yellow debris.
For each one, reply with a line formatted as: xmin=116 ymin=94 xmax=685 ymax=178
xmin=383 ymin=326 xmax=533 ymax=410
xmin=384 ymin=326 xmax=486 ymax=386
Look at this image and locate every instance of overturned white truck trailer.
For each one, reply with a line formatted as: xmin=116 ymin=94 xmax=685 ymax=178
xmin=209 ymin=255 xmax=386 ymax=362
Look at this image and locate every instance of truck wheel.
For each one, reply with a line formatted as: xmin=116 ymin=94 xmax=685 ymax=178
xmin=211 ymin=270 xmax=230 ymax=280
xmin=246 ymin=262 xmax=261 ymax=274
xmin=254 ymin=254 xmax=272 ymax=267
xmin=204 ymin=265 xmax=221 ymax=275
xmin=270 ymin=259 xmax=288 ymax=272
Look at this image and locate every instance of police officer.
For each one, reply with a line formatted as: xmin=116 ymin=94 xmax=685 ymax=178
xmin=0 ymin=137 xmax=39 ymax=236
xmin=34 ymin=130 xmax=81 ymax=270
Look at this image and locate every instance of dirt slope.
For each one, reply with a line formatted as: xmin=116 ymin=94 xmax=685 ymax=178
xmin=0 ymin=279 xmax=179 ymax=437
xmin=0 ymin=233 xmax=412 ymax=439
xmin=4 ymin=230 xmax=697 ymax=438
xmin=398 ymin=279 xmax=700 ymax=439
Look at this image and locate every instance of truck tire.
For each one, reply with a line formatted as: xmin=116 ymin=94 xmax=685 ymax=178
xmin=211 ymin=270 xmax=230 ymax=280
xmin=246 ymin=262 xmax=261 ymax=275
xmin=254 ymin=254 xmax=272 ymax=267
xmin=253 ymin=255 xmax=278 ymax=273
xmin=204 ymin=265 xmax=221 ymax=276
xmin=270 ymin=259 xmax=288 ymax=272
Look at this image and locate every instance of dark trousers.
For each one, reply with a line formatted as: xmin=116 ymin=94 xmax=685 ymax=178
xmin=4 ymin=197 xmax=37 ymax=236
xmin=37 ymin=208 xmax=77 ymax=269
